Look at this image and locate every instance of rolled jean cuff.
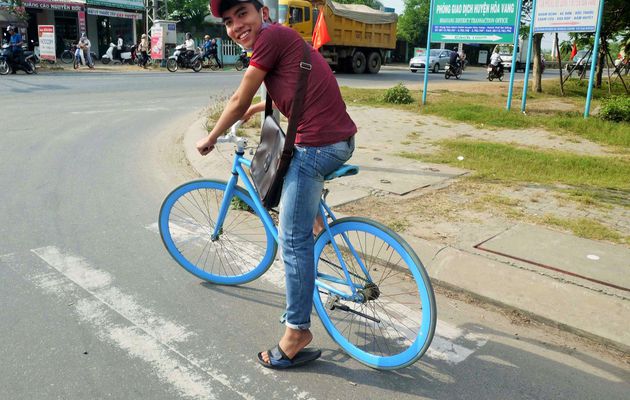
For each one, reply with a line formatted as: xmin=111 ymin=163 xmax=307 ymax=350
xmin=285 ymin=321 xmax=311 ymax=330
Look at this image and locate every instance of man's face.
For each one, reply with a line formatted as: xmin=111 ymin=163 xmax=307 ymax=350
xmin=222 ymin=3 xmax=267 ymax=50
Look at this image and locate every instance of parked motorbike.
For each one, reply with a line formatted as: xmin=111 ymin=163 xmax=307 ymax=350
xmin=0 ymin=44 xmax=36 ymax=75
xmin=166 ymin=45 xmax=202 ymax=72
xmin=444 ymin=62 xmax=462 ymax=79
xmin=101 ymin=43 xmax=132 ymax=65
xmin=234 ymin=50 xmax=250 ymax=71
xmin=487 ymin=63 xmax=504 ymax=81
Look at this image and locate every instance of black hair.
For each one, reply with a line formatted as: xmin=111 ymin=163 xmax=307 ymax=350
xmin=220 ymin=0 xmax=263 ymax=16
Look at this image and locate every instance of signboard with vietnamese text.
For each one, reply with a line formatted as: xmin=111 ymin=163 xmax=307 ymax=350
xmin=534 ymin=0 xmax=600 ymax=33
xmin=86 ymin=0 xmax=144 ymax=11
xmin=38 ymin=25 xmax=56 ymax=62
xmin=87 ymin=7 xmax=142 ymax=20
xmin=23 ymin=0 xmax=84 ymax=11
xmin=430 ymin=0 xmax=519 ymax=44
xmin=150 ymin=25 xmax=163 ymax=59
xmin=78 ymin=11 xmax=86 ymax=34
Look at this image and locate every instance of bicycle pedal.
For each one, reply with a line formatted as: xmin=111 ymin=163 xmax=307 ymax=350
xmin=325 ymin=295 xmax=339 ymax=310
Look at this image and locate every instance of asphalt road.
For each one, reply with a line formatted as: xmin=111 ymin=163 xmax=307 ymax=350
xmin=336 ymin=65 xmax=554 ymax=88
xmin=0 ymin=70 xmax=628 ymax=399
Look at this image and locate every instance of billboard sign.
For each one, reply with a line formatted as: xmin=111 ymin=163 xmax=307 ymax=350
xmin=150 ymin=26 xmax=164 ymax=59
xmin=430 ymin=0 xmax=519 ymax=43
xmin=534 ymin=0 xmax=600 ymax=33
xmin=38 ymin=25 xmax=56 ymax=62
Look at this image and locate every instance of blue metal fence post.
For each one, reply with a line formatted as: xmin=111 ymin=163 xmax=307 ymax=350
xmin=520 ymin=0 xmax=537 ymax=113
xmin=584 ymin=0 xmax=606 ymax=118
xmin=422 ymin=0 xmax=435 ymax=105
xmin=507 ymin=0 xmax=523 ymax=110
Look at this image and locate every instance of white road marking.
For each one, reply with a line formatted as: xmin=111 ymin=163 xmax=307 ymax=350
xmin=150 ymin=220 xmax=488 ymax=365
xmin=30 ymin=246 xmax=256 ymax=400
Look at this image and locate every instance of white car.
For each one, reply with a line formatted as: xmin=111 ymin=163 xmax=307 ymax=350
xmin=409 ymin=49 xmax=453 ymax=73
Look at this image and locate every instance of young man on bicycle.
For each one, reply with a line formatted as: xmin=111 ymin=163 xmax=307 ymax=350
xmin=196 ymin=0 xmax=356 ymax=369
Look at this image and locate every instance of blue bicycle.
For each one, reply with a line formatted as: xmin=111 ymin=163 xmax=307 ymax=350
xmin=158 ymin=123 xmax=436 ymax=369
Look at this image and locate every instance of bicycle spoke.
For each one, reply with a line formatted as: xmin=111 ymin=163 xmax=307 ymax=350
xmin=315 ymin=218 xmax=434 ymax=366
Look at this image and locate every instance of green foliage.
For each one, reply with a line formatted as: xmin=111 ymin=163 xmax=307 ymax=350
xmin=382 ymin=83 xmax=414 ymax=104
xmin=599 ymin=96 xmax=630 ymax=123
xmin=168 ymin=0 xmax=211 ymax=33
xmin=397 ymin=0 xmax=430 ymax=46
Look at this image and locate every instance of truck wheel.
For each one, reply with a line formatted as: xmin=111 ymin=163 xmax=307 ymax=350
xmin=366 ymin=52 xmax=381 ymax=74
xmin=351 ymin=51 xmax=366 ymax=74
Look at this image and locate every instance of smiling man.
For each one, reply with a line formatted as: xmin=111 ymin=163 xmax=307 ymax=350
xmin=196 ymin=0 xmax=357 ymax=369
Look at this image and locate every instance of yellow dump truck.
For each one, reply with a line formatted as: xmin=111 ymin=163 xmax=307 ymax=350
xmin=277 ymin=0 xmax=397 ymax=73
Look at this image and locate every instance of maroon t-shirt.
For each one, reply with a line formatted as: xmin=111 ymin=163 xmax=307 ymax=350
xmin=249 ymin=24 xmax=357 ymax=146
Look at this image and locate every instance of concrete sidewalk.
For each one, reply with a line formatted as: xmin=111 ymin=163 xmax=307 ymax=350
xmin=180 ymin=113 xmax=630 ymax=353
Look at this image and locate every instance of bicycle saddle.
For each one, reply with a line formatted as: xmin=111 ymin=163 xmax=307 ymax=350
xmin=324 ymin=164 xmax=359 ymax=181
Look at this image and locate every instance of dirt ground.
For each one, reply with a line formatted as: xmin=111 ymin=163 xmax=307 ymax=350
xmin=337 ymin=103 xmax=630 ymax=247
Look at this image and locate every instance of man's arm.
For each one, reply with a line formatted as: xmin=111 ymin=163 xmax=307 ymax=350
xmin=196 ymin=65 xmax=267 ymax=155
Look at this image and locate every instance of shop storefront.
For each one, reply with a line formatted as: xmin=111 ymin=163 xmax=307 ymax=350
xmin=85 ymin=0 xmax=143 ymax=58
xmin=21 ymin=0 xmax=85 ymax=54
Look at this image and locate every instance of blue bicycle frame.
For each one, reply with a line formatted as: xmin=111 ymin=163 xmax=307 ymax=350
xmin=212 ymin=149 xmax=374 ymax=303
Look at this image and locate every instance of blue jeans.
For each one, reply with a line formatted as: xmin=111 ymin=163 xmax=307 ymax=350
xmin=279 ymin=136 xmax=355 ymax=330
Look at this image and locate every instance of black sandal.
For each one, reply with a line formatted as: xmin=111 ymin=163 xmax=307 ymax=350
xmin=257 ymin=344 xmax=321 ymax=370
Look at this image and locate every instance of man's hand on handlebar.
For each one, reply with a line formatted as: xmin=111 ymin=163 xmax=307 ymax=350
xmin=196 ymin=135 xmax=217 ymax=156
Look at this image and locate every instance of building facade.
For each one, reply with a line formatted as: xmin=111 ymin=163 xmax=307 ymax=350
xmin=2 ymin=0 xmax=145 ymax=58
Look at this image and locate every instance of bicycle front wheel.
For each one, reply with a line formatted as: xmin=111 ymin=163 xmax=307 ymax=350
xmin=313 ymin=217 xmax=436 ymax=369
xmin=159 ymin=180 xmax=277 ymax=285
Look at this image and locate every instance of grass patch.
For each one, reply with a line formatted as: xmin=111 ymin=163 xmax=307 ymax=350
xmin=540 ymin=215 xmax=626 ymax=243
xmin=340 ymin=85 xmax=630 ymax=149
xmin=401 ymin=139 xmax=630 ymax=190
xmin=389 ymin=218 xmax=411 ymax=233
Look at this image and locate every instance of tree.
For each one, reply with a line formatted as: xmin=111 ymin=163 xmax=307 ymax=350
xmin=397 ymin=0 xmax=430 ymax=53
xmin=520 ymin=0 xmax=545 ymax=92
xmin=168 ymin=0 xmax=211 ymax=34
xmin=3 ymin=0 xmax=28 ymax=23
xmin=593 ymin=0 xmax=629 ymax=87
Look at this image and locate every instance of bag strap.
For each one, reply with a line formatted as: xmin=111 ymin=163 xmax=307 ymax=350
xmin=264 ymin=41 xmax=312 ymax=156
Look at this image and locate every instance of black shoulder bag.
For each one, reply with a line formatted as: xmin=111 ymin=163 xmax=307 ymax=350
xmin=250 ymin=42 xmax=312 ymax=209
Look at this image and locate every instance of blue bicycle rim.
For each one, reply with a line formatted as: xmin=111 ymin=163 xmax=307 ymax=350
xmin=313 ymin=217 xmax=436 ymax=369
xmin=159 ymin=179 xmax=277 ymax=285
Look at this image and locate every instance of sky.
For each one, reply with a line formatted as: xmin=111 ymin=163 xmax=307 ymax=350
xmin=378 ymin=0 xmax=567 ymax=51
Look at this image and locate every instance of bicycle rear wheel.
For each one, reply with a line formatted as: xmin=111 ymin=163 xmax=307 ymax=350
xmin=313 ymin=217 xmax=436 ymax=369
xmin=159 ymin=180 xmax=277 ymax=285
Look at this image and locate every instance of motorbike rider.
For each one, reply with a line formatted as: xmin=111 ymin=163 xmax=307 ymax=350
xmin=449 ymin=47 xmax=461 ymax=72
xmin=183 ymin=32 xmax=195 ymax=62
xmin=7 ymin=26 xmax=26 ymax=74
xmin=77 ymin=33 xmax=94 ymax=68
xmin=490 ymin=48 xmax=503 ymax=75
xmin=203 ymin=36 xmax=222 ymax=68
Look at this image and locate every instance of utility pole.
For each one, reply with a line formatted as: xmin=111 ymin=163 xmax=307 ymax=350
xmin=145 ymin=0 xmax=169 ymax=32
